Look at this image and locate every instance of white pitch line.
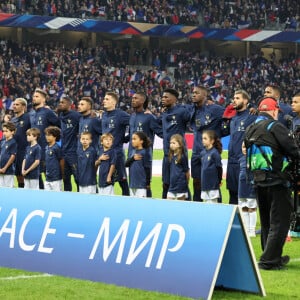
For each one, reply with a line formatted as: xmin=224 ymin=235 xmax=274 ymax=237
xmin=290 ymin=258 xmax=300 ymax=262
xmin=0 ymin=273 xmax=53 ymax=280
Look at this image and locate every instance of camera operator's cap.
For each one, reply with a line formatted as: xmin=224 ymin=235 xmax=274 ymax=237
xmin=258 ymin=97 xmax=282 ymax=112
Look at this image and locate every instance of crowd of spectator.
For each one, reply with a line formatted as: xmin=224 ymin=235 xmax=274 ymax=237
xmin=0 ymin=38 xmax=299 ymax=119
xmin=0 ymin=0 xmax=299 ymax=31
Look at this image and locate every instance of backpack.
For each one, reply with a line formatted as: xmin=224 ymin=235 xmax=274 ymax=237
xmin=244 ymin=119 xmax=277 ymax=171
xmin=244 ymin=119 xmax=290 ymax=182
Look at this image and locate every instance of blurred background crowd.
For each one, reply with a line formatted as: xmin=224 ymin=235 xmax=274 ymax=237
xmin=0 ymin=37 xmax=299 ymax=118
xmin=0 ymin=1 xmax=299 ymax=119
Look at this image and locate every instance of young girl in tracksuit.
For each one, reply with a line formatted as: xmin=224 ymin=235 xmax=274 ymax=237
xmin=167 ymin=134 xmax=190 ymax=200
xmin=200 ymin=130 xmax=223 ymax=203
xmin=126 ymin=131 xmax=151 ymax=197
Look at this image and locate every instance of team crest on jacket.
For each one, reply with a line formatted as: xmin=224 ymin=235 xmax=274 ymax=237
xmin=170 ymin=115 xmax=177 ymax=125
xmin=205 ymin=114 xmax=211 ymax=125
xmin=238 ymin=121 xmax=245 ymax=131
xmin=19 ymin=121 xmax=24 ymax=127
xmin=37 ymin=116 xmax=43 ymax=125
xmin=195 ymin=118 xmax=201 ymax=127
xmin=109 ymin=118 xmax=115 ymax=129
xmin=66 ymin=119 xmax=73 ymax=128
xmin=137 ymin=122 xmax=143 ymax=131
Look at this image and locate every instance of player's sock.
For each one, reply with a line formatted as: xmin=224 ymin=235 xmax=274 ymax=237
xmin=242 ymin=211 xmax=250 ymax=234
xmin=249 ymin=211 xmax=257 ymax=237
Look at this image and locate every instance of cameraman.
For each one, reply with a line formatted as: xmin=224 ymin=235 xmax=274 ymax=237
xmin=246 ymin=97 xmax=300 ymax=270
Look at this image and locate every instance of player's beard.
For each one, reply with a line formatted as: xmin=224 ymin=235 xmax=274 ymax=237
xmin=32 ymin=102 xmax=39 ymax=107
xmin=234 ymin=103 xmax=244 ymax=111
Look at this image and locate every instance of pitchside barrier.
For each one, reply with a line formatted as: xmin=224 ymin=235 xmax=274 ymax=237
xmin=123 ymin=134 xmax=230 ymax=151
xmin=0 ymin=188 xmax=265 ymax=300
xmin=151 ymin=134 xmax=230 ymax=150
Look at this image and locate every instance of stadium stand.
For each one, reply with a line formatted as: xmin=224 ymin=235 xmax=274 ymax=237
xmin=0 ymin=1 xmax=299 ymax=119
xmin=0 ymin=0 xmax=299 ymax=30
xmin=0 ymin=37 xmax=299 ymax=119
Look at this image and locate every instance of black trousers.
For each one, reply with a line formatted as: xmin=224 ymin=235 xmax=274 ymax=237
xmin=256 ymin=184 xmax=292 ymax=267
xmin=63 ymin=156 xmax=78 ymax=192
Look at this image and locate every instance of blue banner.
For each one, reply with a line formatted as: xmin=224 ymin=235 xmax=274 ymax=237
xmin=0 ymin=13 xmax=299 ymax=42
xmin=0 ymin=188 xmax=264 ymax=299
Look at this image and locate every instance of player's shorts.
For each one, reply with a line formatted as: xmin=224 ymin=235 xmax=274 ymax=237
xmin=167 ymin=191 xmax=188 ymax=200
xmin=99 ymin=185 xmax=114 ymax=195
xmin=0 ymin=174 xmax=14 ymax=188
xmin=79 ymin=185 xmax=97 ymax=194
xmin=45 ymin=180 xmax=63 ymax=191
xmin=201 ymin=190 xmax=220 ymax=202
xmin=24 ymin=179 xmax=39 ymax=190
xmin=238 ymin=198 xmax=257 ymax=209
xmin=130 ymin=188 xmax=147 ymax=198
